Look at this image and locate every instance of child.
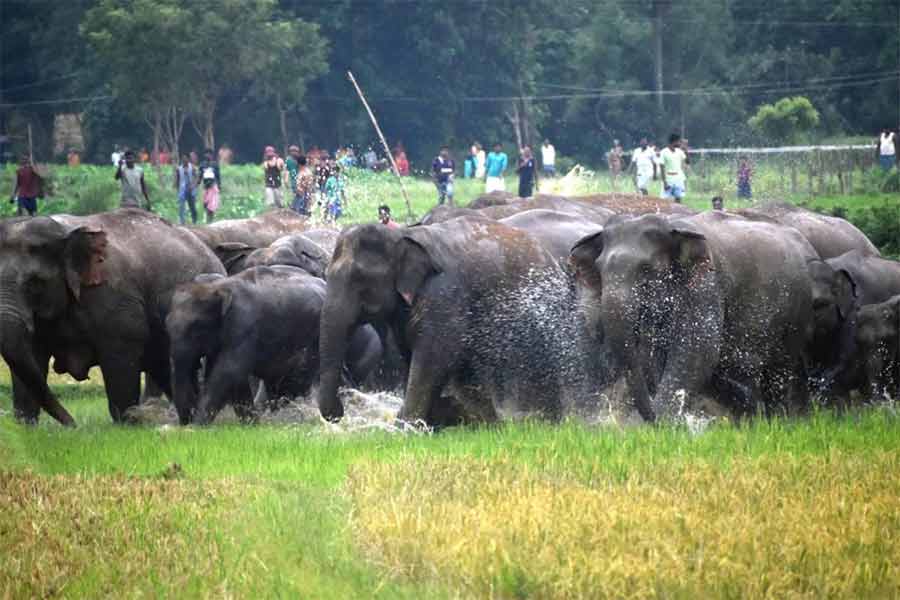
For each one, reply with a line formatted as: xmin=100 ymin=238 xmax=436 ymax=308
xmin=737 ymin=157 xmax=752 ymax=199
xmin=712 ymin=196 xmax=724 ymax=211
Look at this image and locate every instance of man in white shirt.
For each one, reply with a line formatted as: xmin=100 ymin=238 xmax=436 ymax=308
xmin=629 ymin=138 xmax=656 ymax=195
xmin=659 ymin=133 xmax=688 ymax=202
xmin=541 ymin=139 xmax=556 ymax=177
xmin=879 ymin=128 xmax=896 ymax=171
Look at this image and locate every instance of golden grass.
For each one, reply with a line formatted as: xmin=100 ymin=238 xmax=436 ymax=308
xmin=0 ymin=470 xmax=258 ymax=598
xmin=347 ymin=452 xmax=900 ymax=599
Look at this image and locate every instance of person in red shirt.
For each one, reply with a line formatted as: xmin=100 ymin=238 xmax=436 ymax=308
xmin=393 ymin=143 xmax=410 ymax=176
xmin=10 ymin=155 xmax=43 ymax=216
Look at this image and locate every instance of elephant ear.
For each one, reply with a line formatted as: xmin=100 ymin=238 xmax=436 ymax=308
xmin=64 ymin=227 xmax=108 ymax=301
xmin=569 ymin=229 xmax=604 ymax=289
xmin=670 ymin=228 xmax=711 ymax=272
xmin=395 ymin=234 xmax=438 ymax=306
xmin=831 ymin=268 xmax=858 ymax=321
xmin=215 ymin=242 xmax=256 ymax=274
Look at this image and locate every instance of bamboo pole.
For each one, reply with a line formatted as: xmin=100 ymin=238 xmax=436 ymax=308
xmin=347 ymin=71 xmax=413 ymax=223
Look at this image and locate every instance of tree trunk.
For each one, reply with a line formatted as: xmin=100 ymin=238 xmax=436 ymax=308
xmin=277 ymin=92 xmax=288 ymax=156
xmin=505 ymin=103 xmax=523 ymax=152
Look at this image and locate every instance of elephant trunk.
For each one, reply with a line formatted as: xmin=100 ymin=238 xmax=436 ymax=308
xmin=171 ymin=352 xmax=199 ymax=425
xmin=0 ymin=308 xmax=75 ymax=427
xmin=601 ymin=289 xmax=656 ymax=422
xmin=317 ymin=299 xmax=356 ymax=421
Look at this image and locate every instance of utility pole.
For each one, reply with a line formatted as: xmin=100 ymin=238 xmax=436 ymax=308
xmin=653 ymin=0 xmax=671 ymax=135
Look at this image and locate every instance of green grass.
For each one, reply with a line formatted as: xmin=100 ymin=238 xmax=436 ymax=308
xmin=3 ymin=363 xmax=900 ymax=598
xmin=3 ymin=160 xmax=896 ymax=229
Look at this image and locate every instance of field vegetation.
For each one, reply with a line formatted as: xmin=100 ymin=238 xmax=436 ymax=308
xmin=2 ymin=363 xmax=900 ymax=598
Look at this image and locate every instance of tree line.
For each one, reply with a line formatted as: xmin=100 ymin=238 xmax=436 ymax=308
xmin=1 ymin=0 xmax=897 ymax=165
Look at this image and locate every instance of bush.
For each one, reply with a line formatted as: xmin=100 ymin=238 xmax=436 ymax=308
xmin=835 ymin=202 xmax=900 ymax=258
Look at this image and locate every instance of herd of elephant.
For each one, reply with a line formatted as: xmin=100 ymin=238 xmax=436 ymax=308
xmin=2 ymin=189 xmax=899 ymax=429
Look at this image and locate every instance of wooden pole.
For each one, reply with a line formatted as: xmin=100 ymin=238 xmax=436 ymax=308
xmin=347 ymin=71 xmax=413 ymax=223
xmin=27 ymin=122 xmax=33 ymax=163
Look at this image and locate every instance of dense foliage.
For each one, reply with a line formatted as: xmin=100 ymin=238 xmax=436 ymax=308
xmin=2 ymin=0 xmax=898 ymax=165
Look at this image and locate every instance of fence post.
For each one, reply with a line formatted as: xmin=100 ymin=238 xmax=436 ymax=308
xmin=790 ymin=157 xmax=798 ymax=195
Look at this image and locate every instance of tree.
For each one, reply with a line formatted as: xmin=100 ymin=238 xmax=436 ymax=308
xmin=249 ymin=18 xmax=328 ymax=154
xmin=82 ymin=0 xmax=194 ymax=160
xmin=748 ymin=96 xmax=821 ymax=144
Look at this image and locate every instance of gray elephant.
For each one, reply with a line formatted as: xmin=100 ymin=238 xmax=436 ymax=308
xmin=854 ymin=295 xmax=900 ymax=400
xmin=738 ymin=203 xmax=878 ymax=259
xmin=216 ymin=232 xmax=330 ymax=277
xmin=807 ymin=250 xmax=900 ymax=396
xmin=500 ymin=210 xmax=603 ymax=264
xmin=0 ymin=209 xmax=224 ymax=425
xmin=570 ymin=211 xmax=818 ymax=421
xmin=186 ymin=209 xmax=311 ymax=266
xmin=317 ymin=217 xmax=567 ymax=427
xmin=166 ymin=266 xmax=382 ymax=424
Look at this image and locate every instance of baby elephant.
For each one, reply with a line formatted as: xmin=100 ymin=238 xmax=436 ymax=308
xmin=854 ymin=294 xmax=900 ymax=401
xmin=166 ymin=266 xmax=382 ymax=425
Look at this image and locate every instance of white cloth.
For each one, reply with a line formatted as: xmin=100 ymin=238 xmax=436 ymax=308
xmin=636 ymin=172 xmax=652 ymax=192
xmin=659 ymin=147 xmax=687 ymax=187
xmin=541 ymin=144 xmax=556 ymax=167
xmin=111 ymin=151 xmax=122 ymax=166
xmin=485 ymin=176 xmax=506 ymax=193
xmin=880 ymin=132 xmax=896 ymax=156
xmin=632 ymin=146 xmax=656 ymax=178
xmin=475 ymin=150 xmax=486 ymax=178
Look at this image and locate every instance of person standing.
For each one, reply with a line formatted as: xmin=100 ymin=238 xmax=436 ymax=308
xmin=111 ymin=144 xmax=122 ymax=166
xmin=517 ymin=145 xmax=536 ymax=198
xmin=474 ymin=142 xmax=486 ymax=179
xmin=67 ymin=149 xmax=81 ymax=167
xmin=628 ymin=138 xmax=657 ymax=196
xmin=879 ymin=128 xmax=896 ymax=171
xmin=9 ymin=155 xmax=43 ymax=217
xmin=286 ymin=144 xmax=301 ymax=205
xmin=541 ymin=139 xmax=556 ymax=177
xmin=175 ymin=154 xmax=197 ymax=224
xmin=293 ymin=155 xmax=314 ymax=215
xmin=199 ymin=149 xmax=221 ymax=223
xmin=432 ymin=146 xmax=455 ymax=205
xmin=464 ymin=145 xmax=476 ymax=179
xmin=607 ymin=139 xmax=624 ymax=189
xmin=324 ymin=164 xmax=343 ymax=221
xmin=393 ymin=143 xmax=410 ymax=176
xmin=262 ymin=146 xmax=285 ymax=208
xmin=736 ymin=156 xmax=753 ymax=200
xmin=659 ymin=133 xmax=688 ymax=203
xmin=115 ymin=150 xmax=151 ymax=210
xmin=484 ymin=143 xmax=508 ymax=193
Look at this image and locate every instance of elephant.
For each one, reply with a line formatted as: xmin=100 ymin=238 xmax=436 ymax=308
xmin=0 ymin=209 xmax=224 ymax=425
xmin=853 ymin=295 xmax=900 ymax=400
xmin=420 ymin=196 xmax=615 ymax=226
xmin=467 ymin=192 xmax=693 ymax=217
xmin=186 ymin=209 xmax=311 ymax=267
xmin=216 ymin=232 xmax=333 ymax=277
xmin=737 ymin=202 xmax=879 ymax=259
xmin=317 ymin=216 xmax=568 ymax=428
xmin=500 ymin=210 xmax=604 ymax=264
xmin=806 ymin=250 xmax=900 ymax=396
xmin=166 ymin=265 xmax=383 ymax=424
xmin=570 ymin=210 xmax=818 ymax=421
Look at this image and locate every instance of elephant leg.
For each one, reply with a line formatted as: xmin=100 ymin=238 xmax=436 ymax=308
xmin=99 ymin=350 xmax=142 ymax=423
xmin=196 ymin=347 xmax=253 ymax=425
xmin=231 ymin=378 xmax=258 ymax=424
xmin=398 ymin=346 xmax=452 ymax=427
xmin=11 ymin=349 xmax=49 ymax=424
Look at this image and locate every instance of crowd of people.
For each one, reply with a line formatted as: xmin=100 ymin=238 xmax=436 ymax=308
xmin=10 ymin=128 xmax=898 ymax=220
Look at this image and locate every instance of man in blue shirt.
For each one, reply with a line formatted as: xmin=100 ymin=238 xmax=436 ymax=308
xmin=484 ymin=143 xmax=508 ymax=193
xmin=432 ymin=146 xmax=455 ymax=206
